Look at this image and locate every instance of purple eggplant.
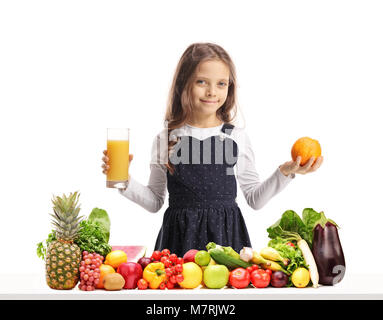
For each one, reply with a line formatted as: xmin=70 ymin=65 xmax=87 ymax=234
xmin=312 ymin=213 xmax=345 ymax=286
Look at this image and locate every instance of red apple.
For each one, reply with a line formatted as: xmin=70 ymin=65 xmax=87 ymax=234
xmin=117 ymin=262 xmax=143 ymax=289
xmin=183 ymin=249 xmax=199 ymax=263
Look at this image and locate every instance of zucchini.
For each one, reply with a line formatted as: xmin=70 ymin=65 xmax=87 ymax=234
xmin=208 ymin=248 xmax=252 ymax=270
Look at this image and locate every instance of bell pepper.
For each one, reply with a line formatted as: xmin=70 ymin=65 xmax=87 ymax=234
xmin=142 ymin=262 xmax=167 ymax=289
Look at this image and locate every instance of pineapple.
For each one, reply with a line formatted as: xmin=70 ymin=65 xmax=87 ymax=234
xmin=45 ymin=191 xmax=83 ymax=290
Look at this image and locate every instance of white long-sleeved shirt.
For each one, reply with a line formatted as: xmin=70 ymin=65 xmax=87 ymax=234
xmin=119 ymin=123 xmax=295 ymax=213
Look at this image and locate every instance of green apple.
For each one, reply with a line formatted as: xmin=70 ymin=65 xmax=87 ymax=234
xmin=203 ymin=265 xmax=229 ymax=289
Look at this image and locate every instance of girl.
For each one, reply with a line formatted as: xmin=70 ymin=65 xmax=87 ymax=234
xmin=102 ymin=42 xmax=323 ymax=256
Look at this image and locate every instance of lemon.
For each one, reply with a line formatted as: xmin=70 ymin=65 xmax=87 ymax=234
xmin=104 ymin=250 xmax=128 ymax=269
xmin=291 ymin=267 xmax=310 ymax=288
xmin=179 ymin=262 xmax=203 ymax=289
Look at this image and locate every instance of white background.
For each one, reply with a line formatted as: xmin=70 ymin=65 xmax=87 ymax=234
xmin=1 ymin=0 xmax=382 ymax=277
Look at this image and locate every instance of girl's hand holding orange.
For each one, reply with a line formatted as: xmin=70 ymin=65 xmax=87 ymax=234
xmin=101 ymin=150 xmax=134 ymax=176
xmin=279 ymin=155 xmax=323 ymax=177
xmin=279 ymin=136 xmax=324 ymax=177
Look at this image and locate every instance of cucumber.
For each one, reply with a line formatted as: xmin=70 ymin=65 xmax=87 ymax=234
xmin=208 ymin=248 xmax=252 ymax=270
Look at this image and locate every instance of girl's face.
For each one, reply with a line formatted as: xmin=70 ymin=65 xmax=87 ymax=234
xmin=191 ymin=59 xmax=230 ymax=118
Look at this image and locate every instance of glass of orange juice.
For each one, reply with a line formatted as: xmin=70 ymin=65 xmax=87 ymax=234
xmin=106 ymin=128 xmax=130 ymax=188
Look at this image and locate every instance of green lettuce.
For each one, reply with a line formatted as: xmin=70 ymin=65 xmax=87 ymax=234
xmin=88 ymin=208 xmax=111 ymax=243
xmin=268 ymin=237 xmax=307 ymax=274
xmin=267 ymin=208 xmax=322 ymax=248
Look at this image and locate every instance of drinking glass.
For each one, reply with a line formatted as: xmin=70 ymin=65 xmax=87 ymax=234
xmin=106 ymin=128 xmax=130 ymax=188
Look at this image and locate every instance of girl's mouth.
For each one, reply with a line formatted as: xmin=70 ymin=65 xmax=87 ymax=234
xmin=200 ymin=99 xmax=219 ymax=104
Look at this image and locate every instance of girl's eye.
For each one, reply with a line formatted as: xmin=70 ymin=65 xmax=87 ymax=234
xmin=196 ymin=79 xmax=228 ymax=87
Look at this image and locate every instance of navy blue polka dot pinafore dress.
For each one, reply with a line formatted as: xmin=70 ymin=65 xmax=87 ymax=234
xmin=154 ymin=123 xmax=252 ymax=256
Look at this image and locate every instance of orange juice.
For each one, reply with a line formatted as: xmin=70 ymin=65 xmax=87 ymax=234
xmin=107 ymin=140 xmax=130 ymax=184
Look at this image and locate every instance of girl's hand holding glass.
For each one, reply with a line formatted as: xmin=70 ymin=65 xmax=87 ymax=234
xmin=102 ymin=149 xmax=134 ymax=181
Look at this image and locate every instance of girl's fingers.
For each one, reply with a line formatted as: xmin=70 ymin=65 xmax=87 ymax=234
xmin=304 ymin=157 xmax=315 ymax=169
xmin=292 ymin=156 xmax=301 ymax=171
xmin=308 ymin=156 xmax=323 ymax=172
xmin=297 ymin=157 xmax=315 ymax=174
xmin=102 ymin=152 xmax=131 ymax=175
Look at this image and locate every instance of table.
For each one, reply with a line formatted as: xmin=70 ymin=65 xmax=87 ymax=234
xmin=1 ymin=273 xmax=382 ymax=300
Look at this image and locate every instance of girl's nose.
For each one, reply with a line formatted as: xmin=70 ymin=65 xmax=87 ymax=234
xmin=207 ymin=86 xmax=216 ymax=97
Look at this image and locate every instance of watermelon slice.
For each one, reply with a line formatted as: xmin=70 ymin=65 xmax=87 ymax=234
xmin=111 ymin=246 xmax=147 ymax=263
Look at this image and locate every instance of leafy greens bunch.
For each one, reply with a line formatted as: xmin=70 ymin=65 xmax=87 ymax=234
xmin=75 ymin=219 xmax=111 ymax=257
xmin=266 ymin=208 xmax=323 ymax=279
xmin=37 ymin=208 xmax=112 ymax=259
xmin=267 ymin=208 xmax=322 ymax=248
xmin=268 ymin=237 xmax=307 ymax=274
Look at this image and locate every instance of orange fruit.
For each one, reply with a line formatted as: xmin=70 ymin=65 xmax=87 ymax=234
xmin=291 ymin=137 xmax=321 ymax=166
xmin=96 ymin=264 xmax=116 ymax=289
xmin=104 ymin=250 xmax=128 ymax=269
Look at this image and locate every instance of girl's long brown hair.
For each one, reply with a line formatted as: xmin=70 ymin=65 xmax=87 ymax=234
xmin=164 ymin=43 xmax=239 ymax=175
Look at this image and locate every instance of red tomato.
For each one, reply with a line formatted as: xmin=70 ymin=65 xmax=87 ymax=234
xmin=175 ymin=274 xmax=184 ymax=283
xmin=160 ymin=256 xmax=169 ymax=264
xmin=246 ymin=266 xmax=253 ymax=274
xmin=169 ymin=275 xmax=177 ymax=284
xmin=250 ymin=269 xmax=271 ymax=288
xmin=161 ymin=249 xmax=171 ymax=256
xmin=229 ymin=268 xmax=251 ymax=289
xmin=151 ymin=250 xmax=162 ymax=261
xmin=169 ymin=254 xmax=178 ymax=263
xmin=265 ymin=269 xmax=272 ymax=276
xmin=164 ymin=259 xmax=172 ymax=268
xmin=166 ymin=281 xmax=175 ymax=289
xmin=286 ymin=242 xmax=295 ymax=248
xmin=251 ymin=264 xmax=259 ymax=271
xmin=137 ymin=279 xmax=148 ymax=290
xmin=175 ymin=264 xmax=183 ymax=273
xmin=165 ymin=268 xmax=173 ymax=277
xmin=246 ymin=264 xmax=259 ymax=274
